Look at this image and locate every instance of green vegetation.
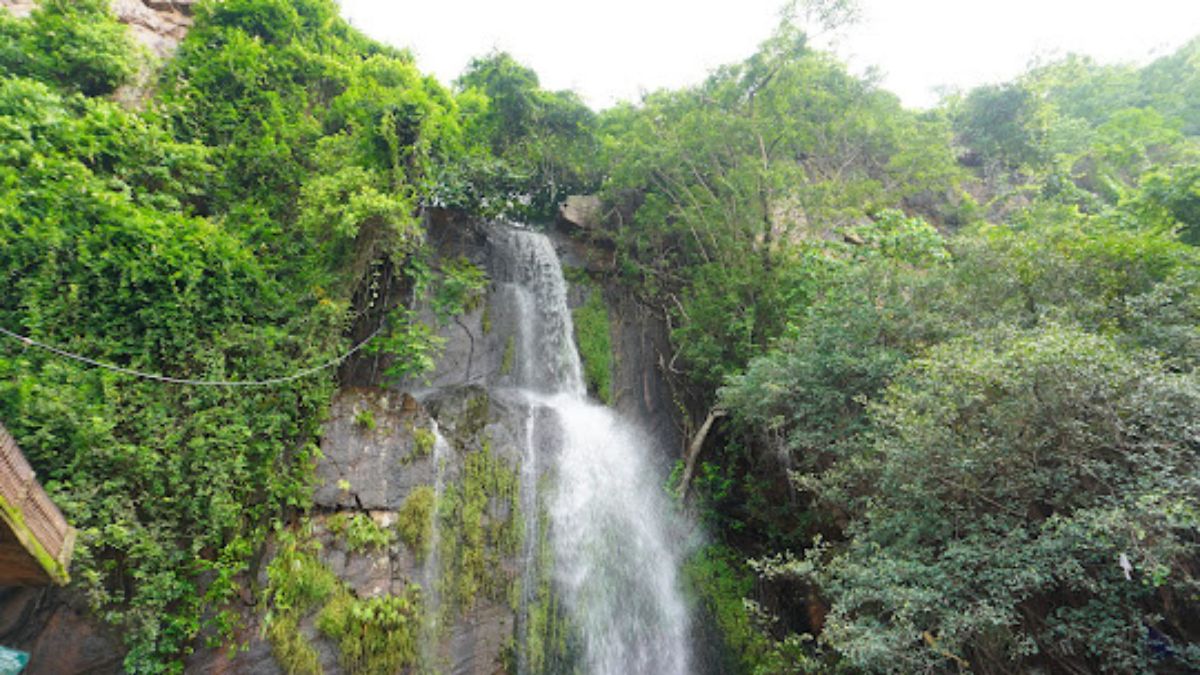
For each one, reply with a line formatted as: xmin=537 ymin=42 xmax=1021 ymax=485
xmin=410 ymin=426 xmax=436 ymax=459
xmin=263 ymin=527 xmax=338 ymax=674
xmin=354 ymin=409 xmax=376 ymax=432
xmin=684 ymin=545 xmax=782 ymax=673
xmin=263 ymin=523 xmax=422 ymax=675
xmin=317 ymin=586 xmax=424 ymax=675
xmin=598 ymin=18 xmax=963 ymax=392
xmin=265 ymin=529 xmax=339 ymax=614
xmin=796 ymin=328 xmax=1198 ymax=672
xmin=265 ymin=613 xmax=322 ymax=675
xmin=0 ymin=0 xmax=483 ymax=669
xmin=675 ymin=19 xmax=1200 ymax=673
xmin=584 ymin=5 xmax=1200 ymax=673
xmin=438 ymin=439 xmax=522 ymax=612
xmin=326 ymin=512 xmax=395 ymax=552
xmin=369 ymin=308 xmax=445 ymax=384
xmin=5 ymin=0 xmax=1199 ymax=671
xmin=397 ymin=485 xmax=435 ymax=558
xmin=0 ymin=0 xmax=134 ymax=96
xmin=455 ymin=51 xmax=600 ymax=219
xmin=570 ymin=281 xmax=613 ymax=404
xmin=430 ymin=256 xmax=489 ymax=323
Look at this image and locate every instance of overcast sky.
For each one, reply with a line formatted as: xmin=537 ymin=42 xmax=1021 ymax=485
xmin=337 ymin=0 xmax=1200 ymax=110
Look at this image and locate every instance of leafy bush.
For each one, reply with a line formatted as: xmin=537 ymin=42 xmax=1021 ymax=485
xmin=796 ymin=328 xmax=1200 ymax=673
xmin=720 ymin=205 xmax=1200 ymax=669
xmin=327 ymin=512 xmax=395 ymax=552
xmin=684 ymin=545 xmax=816 ymax=673
xmin=317 ymin=586 xmax=424 ymax=675
xmin=0 ymin=0 xmax=134 ymax=95
xmin=265 ymin=528 xmax=339 ymax=615
xmin=455 ymin=51 xmax=600 ymax=219
xmin=571 ymin=285 xmax=613 ymax=404
xmin=0 ymin=0 xmax=475 ymax=669
xmin=264 ymin=524 xmax=421 ymax=675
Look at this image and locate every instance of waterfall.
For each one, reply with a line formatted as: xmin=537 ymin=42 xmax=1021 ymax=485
xmin=516 ymin=403 xmax=540 ymax=675
xmin=421 ymin=423 xmax=451 ymax=670
xmin=491 ymin=227 xmax=586 ymax=398
xmin=492 ymin=225 xmax=692 ymax=675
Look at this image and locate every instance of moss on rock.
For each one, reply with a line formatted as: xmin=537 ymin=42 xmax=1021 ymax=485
xmin=398 ymin=485 xmax=435 ymax=559
xmin=437 ymin=437 xmax=521 ymax=613
xmin=317 ymin=585 xmax=424 ymax=675
xmin=570 ymin=282 xmax=613 ymax=404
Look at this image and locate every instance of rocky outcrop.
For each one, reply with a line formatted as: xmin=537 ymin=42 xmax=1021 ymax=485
xmin=111 ymin=0 xmax=192 ymax=59
xmin=265 ymin=383 xmax=534 ymax=675
xmin=557 ymin=195 xmax=604 ymax=232
xmin=605 ymin=288 xmax=685 ymax=460
xmin=0 ymin=0 xmax=33 ymax=18
xmin=0 ymin=587 xmax=123 ymax=675
xmin=314 ymin=389 xmax=438 ymax=511
xmin=0 ymin=1 xmax=193 ymax=57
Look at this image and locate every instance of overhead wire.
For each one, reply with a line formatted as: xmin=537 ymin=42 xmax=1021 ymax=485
xmin=0 ymin=322 xmax=384 ymax=387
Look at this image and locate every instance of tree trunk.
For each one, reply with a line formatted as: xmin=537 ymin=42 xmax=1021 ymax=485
xmin=678 ymin=407 xmax=726 ymax=501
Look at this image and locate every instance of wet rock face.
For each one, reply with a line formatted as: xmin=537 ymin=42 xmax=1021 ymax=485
xmin=111 ymin=0 xmax=193 ymax=59
xmin=183 ymin=613 xmax=281 ymax=675
xmin=343 ymin=212 xmax=685 ymax=469
xmin=282 ymin=383 xmax=532 ymax=675
xmin=316 ymin=386 xmax=528 ymax=509
xmin=605 ymin=288 xmax=685 ymax=464
xmin=448 ymin=601 xmax=514 ymax=675
xmin=411 ymin=224 xmax=544 ymax=394
xmin=0 ymin=587 xmax=123 ymax=675
xmin=552 ymin=229 xmax=685 ymax=463
xmin=0 ymin=0 xmax=34 ymax=18
xmin=315 ymin=388 xmax=439 ymax=511
xmin=410 ymin=216 xmax=685 ymax=462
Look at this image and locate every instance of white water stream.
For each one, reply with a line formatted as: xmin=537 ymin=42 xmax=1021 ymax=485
xmin=491 ymin=226 xmax=692 ymax=675
xmin=420 ymin=423 xmax=451 ymax=670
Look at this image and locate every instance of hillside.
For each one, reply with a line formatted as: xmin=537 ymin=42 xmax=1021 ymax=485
xmin=0 ymin=1 xmax=1197 ymax=673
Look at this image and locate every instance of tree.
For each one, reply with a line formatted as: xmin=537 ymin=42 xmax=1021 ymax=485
xmin=455 ymin=51 xmax=599 ymax=218
xmin=601 ymin=22 xmax=961 ymax=393
xmin=0 ymin=0 xmax=133 ymax=96
xmin=797 ymin=328 xmax=1200 ymax=673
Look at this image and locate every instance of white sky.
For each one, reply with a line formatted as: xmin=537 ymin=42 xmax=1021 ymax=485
xmin=337 ymin=0 xmax=1200 ymax=110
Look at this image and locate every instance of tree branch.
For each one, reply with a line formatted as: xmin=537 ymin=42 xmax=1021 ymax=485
xmin=678 ymin=407 xmax=728 ymax=501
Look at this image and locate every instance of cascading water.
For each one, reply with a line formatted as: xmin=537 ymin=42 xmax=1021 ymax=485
xmin=490 ymin=226 xmax=692 ymax=675
xmin=421 ymin=424 xmax=451 ymax=669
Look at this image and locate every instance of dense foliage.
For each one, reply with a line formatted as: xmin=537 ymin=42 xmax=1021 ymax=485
xmin=3 ymin=0 xmax=1198 ymax=672
xmin=0 ymin=0 xmax=477 ymax=670
xmin=597 ymin=22 xmax=964 ymax=391
xmin=0 ymin=0 xmax=134 ymax=95
xmin=471 ymin=5 xmax=1200 ymax=673
xmin=689 ymin=22 xmax=1200 ymax=675
xmin=453 ymin=51 xmax=601 ymax=219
